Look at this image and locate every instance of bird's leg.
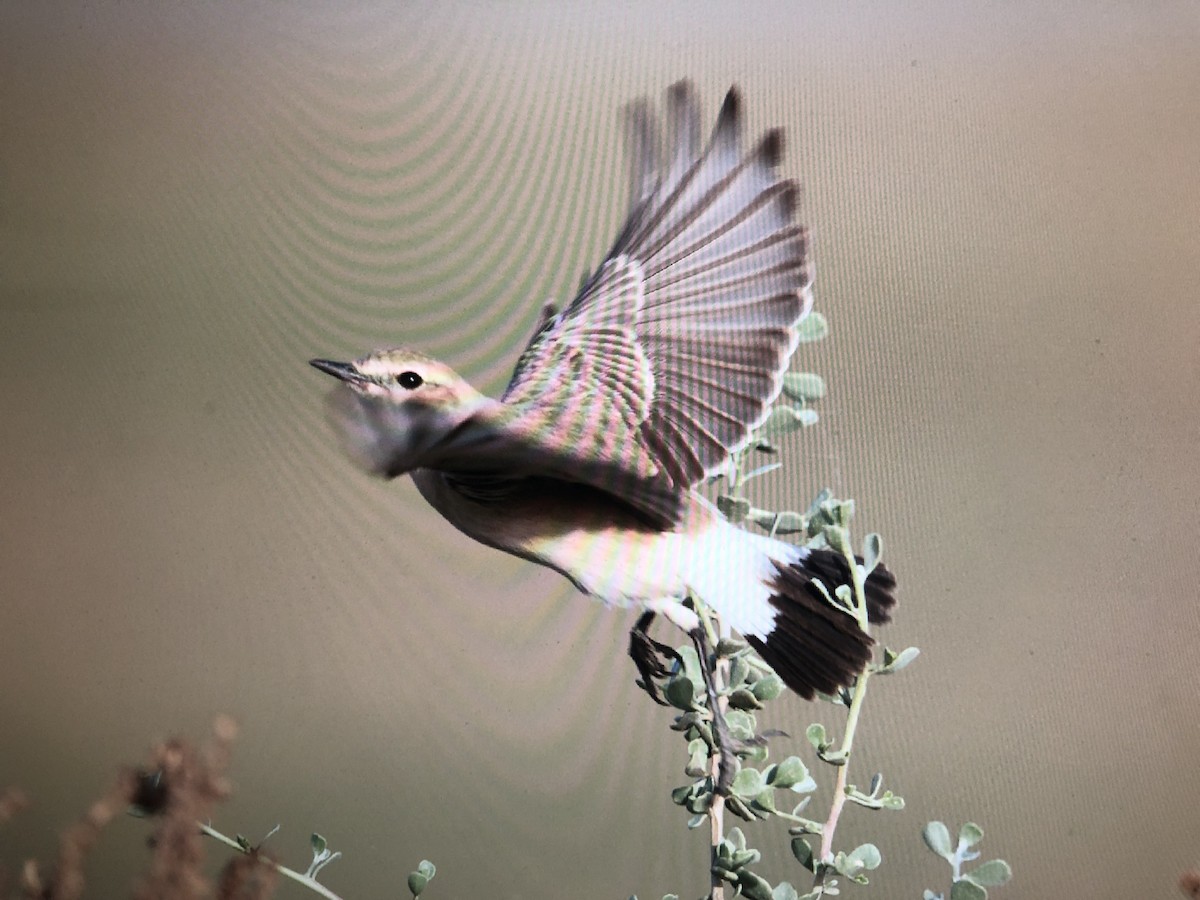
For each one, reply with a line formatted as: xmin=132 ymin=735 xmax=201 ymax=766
xmin=628 ymin=611 xmax=682 ymax=705
xmin=690 ymin=624 xmax=736 ymax=796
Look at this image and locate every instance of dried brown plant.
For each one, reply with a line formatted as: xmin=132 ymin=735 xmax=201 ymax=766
xmin=3 ymin=716 xmax=288 ymax=900
xmin=1180 ymin=869 xmax=1200 ymax=899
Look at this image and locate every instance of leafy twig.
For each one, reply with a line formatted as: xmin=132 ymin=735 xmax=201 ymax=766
xmin=199 ymin=824 xmax=343 ymax=900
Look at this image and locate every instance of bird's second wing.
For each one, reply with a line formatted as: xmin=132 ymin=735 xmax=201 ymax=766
xmin=502 ymin=81 xmax=811 ymax=491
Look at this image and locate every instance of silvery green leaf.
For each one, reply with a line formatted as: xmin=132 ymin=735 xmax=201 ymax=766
xmin=805 ymin=488 xmax=832 ymax=517
xmin=923 ymin=821 xmax=954 ymax=861
xmin=686 ymin=738 xmax=709 ymax=777
xmin=824 ymin=525 xmax=850 ymax=554
xmin=729 ymin=827 xmax=747 ymax=852
xmin=833 ymin=584 xmax=854 ymax=610
xmin=862 ymin=533 xmax=881 ymax=573
xmin=924 ymin=892 xmax=943 ymax=900
xmin=407 ymin=872 xmax=428 ymax=897
xmin=768 ymin=756 xmax=810 ymax=790
xmin=716 ymin=637 xmax=748 ymax=658
xmin=676 ymin=646 xmax=702 ymax=687
xmin=686 ymin=814 xmax=707 ymax=829
xmin=949 ymin=879 xmax=987 ymax=900
xmin=757 ymin=406 xmax=817 ymax=437
xmin=729 ymin=655 xmax=750 ymax=689
xmin=782 ymin=372 xmax=827 ymax=402
xmin=958 ymin=822 xmax=984 ymax=848
xmin=786 ymin=817 xmax=825 ymax=835
xmin=796 ymin=835 xmax=816 ymax=868
xmin=751 ymin=789 xmax=778 ymax=814
xmin=671 ymin=711 xmax=702 ymax=732
xmin=732 ymin=848 xmax=762 ymax=868
xmin=726 ymin=710 xmax=757 ymax=741
xmin=966 ymin=860 xmax=1012 ymax=887
xmin=670 ymin=784 xmax=691 ymax=805
xmin=751 ymin=673 xmax=784 ymax=701
xmin=736 ymin=869 xmax=775 ymax=900
xmin=878 ymin=646 xmax=920 ymax=674
xmin=846 ymin=843 xmax=881 ymax=871
xmin=742 ymin=741 xmax=770 ymax=765
xmin=664 ymin=675 xmax=696 ymax=710
xmin=716 ymin=494 xmax=752 ymax=522
xmin=835 ymin=498 xmax=855 ymax=527
xmin=758 ymin=510 xmax=808 ymax=535
xmin=805 ymin=723 xmax=828 ymax=751
xmin=845 ymin=789 xmax=880 ymax=809
xmin=880 ymin=791 xmax=905 ymax=810
xmin=728 ymin=688 xmax=764 ymax=710
xmin=773 ymin=882 xmax=800 ymax=900
xmin=795 ymin=311 xmax=829 ymax=343
xmin=310 ymin=833 xmax=327 ymax=856
xmin=731 ymin=767 xmax=766 ymax=799
xmin=726 ymin=795 xmax=756 ymax=821
xmin=417 ymin=860 xmax=435 ymax=878
xmin=831 ymin=851 xmax=861 ymax=879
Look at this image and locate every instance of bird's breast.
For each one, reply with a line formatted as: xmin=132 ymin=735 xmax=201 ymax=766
xmin=409 ymin=469 xmax=712 ymax=606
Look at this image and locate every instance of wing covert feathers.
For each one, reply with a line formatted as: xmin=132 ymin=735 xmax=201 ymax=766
xmin=503 ymin=81 xmax=811 ymax=495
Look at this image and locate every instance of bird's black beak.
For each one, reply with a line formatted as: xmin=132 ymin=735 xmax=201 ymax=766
xmin=309 ymin=359 xmax=362 ymax=383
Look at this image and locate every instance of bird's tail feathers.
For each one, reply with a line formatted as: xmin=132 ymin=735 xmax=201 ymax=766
xmin=744 ymin=548 xmax=897 ymax=700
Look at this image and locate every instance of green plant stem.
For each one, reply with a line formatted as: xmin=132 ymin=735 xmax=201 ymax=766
xmin=815 ymin=670 xmax=870 ymax=865
xmin=199 ymin=822 xmax=344 ymax=900
xmin=815 ymin=544 xmax=873 ymax=871
xmin=709 ymin=617 xmax=730 ymax=900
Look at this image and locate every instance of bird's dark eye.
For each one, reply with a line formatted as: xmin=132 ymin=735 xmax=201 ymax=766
xmin=396 ymin=371 xmax=423 ymax=390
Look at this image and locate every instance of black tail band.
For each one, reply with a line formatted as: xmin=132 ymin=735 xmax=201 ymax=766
xmin=745 ymin=549 xmax=898 ymax=700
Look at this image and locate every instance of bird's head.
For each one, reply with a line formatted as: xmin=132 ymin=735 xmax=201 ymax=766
xmin=310 ymin=348 xmax=490 ymax=478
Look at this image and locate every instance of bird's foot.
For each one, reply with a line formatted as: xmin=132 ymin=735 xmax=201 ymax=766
xmin=628 ymin=612 xmax=683 ymax=705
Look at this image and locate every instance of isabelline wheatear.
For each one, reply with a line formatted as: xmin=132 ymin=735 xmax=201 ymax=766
xmin=311 ymin=82 xmax=897 ymax=775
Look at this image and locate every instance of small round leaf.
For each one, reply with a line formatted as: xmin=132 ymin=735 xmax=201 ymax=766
xmin=731 ymin=767 xmax=766 ymax=799
xmin=967 ymin=859 xmax=1012 ymax=887
xmin=846 ymin=843 xmax=881 ymax=871
xmin=791 ymin=837 xmax=815 ymax=871
xmin=923 ymin=821 xmax=953 ymax=861
xmin=664 ymin=675 xmax=696 ymax=710
xmin=958 ymin=822 xmax=984 ymax=848
xmin=796 ymin=311 xmax=829 ymax=343
xmin=751 ymin=673 xmax=784 ymax=701
xmin=949 ymin=879 xmax=987 ymax=900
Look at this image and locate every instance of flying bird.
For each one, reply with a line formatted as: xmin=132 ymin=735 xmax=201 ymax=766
xmin=311 ymin=82 xmax=896 ymax=785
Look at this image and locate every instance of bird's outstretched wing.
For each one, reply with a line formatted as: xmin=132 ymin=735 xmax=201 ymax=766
xmin=502 ymin=80 xmax=812 ymax=492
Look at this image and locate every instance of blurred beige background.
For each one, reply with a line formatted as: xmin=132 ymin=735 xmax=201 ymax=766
xmin=2 ymin=2 xmax=1199 ymax=898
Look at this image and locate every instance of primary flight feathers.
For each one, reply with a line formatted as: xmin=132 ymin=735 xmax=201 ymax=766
xmin=502 ymin=82 xmax=812 ymax=491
